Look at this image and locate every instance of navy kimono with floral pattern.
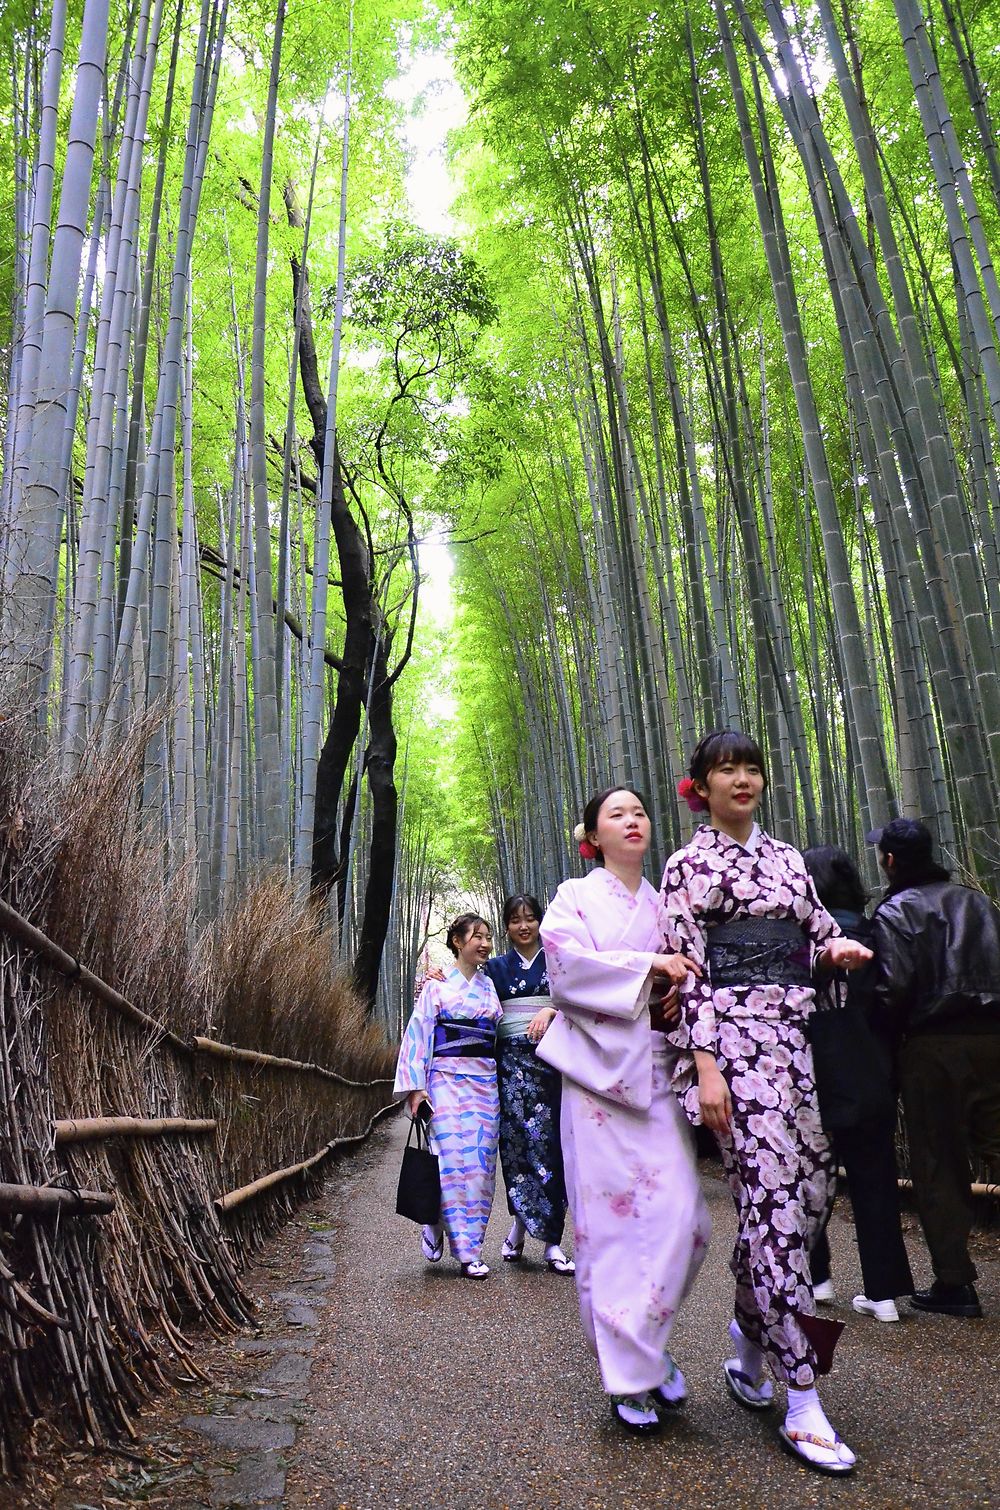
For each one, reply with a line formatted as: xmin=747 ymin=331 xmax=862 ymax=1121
xmin=484 ymin=949 xmax=568 ymax=1245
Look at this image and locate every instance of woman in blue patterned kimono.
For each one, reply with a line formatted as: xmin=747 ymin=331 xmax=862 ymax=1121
xmin=484 ymin=895 xmax=574 ymax=1275
xmin=394 ymin=914 xmax=502 ymax=1279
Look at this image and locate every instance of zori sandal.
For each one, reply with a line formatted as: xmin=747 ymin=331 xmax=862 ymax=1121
xmin=501 ymin=1235 xmax=524 ymax=1262
xmin=610 ymin=1393 xmax=661 ymax=1436
xmin=778 ymin=1425 xmax=856 ymax=1477
xmin=723 ymin=1359 xmax=774 ymax=1410
xmin=544 ymin=1245 xmax=575 ymax=1274
xmin=420 ymin=1226 xmax=444 ymax=1263
xmin=461 ymin=1260 xmax=490 ymax=1280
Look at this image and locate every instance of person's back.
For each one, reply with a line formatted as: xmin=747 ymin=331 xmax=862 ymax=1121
xmin=866 ymin=818 xmax=1000 ymax=1318
xmin=872 ymin=879 xmax=1000 ymax=1035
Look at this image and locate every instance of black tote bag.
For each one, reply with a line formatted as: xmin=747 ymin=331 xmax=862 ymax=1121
xmin=395 ymin=1114 xmax=441 ymax=1226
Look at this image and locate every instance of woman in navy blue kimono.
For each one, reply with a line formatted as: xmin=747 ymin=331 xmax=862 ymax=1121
xmin=484 ymin=895 xmax=574 ymax=1273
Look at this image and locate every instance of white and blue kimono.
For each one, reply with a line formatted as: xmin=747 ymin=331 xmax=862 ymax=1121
xmin=484 ymin=948 xmax=568 ymax=1245
xmin=394 ymin=969 xmax=502 ymax=1263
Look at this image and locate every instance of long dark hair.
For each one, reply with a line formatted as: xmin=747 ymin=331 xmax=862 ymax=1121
xmin=446 ymin=913 xmax=490 ymax=957
xmin=502 ymin=894 xmax=543 ymax=929
xmin=688 ymin=728 xmax=768 ymax=789
xmin=802 ymin=845 xmax=868 ymax=915
xmin=582 ymin=786 xmax=649 ymax=865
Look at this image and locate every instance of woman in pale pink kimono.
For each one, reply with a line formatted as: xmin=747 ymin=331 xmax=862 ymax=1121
xmin=538 ymin=787 xmax=710 ymax=1436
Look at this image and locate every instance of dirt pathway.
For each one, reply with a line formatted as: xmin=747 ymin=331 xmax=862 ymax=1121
xmin=26 ymin=1114 xmax=1000 ymax=1508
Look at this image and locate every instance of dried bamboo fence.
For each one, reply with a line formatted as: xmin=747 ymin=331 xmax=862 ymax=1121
xmin=0 ymin=718 xmax=400 ymax=1478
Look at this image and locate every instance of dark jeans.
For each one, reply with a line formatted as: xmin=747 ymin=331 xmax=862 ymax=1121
xmin=899 ymin=1033 xmax=1000 ymax=1286
xmin=811 ymin=1112 xmax=913 ymax=1301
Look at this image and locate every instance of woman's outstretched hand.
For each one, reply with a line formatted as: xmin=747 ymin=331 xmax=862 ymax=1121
xmin=818 ymin=937 xmax=874 ymax=973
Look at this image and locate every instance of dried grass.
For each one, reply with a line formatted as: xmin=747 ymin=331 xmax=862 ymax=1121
xmin=0 ymin=703 xmax=395 ymax=1476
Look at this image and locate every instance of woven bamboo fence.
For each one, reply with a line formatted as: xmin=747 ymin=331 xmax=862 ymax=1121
xmin=0 ymin=718 xmax=399 ymax=1477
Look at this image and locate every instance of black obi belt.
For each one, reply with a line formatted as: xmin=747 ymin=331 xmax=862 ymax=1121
xmin=432 ymin=1018 xmax=497 ymax=1059
xmin=706 ymin=917 xmax=812 ymax=990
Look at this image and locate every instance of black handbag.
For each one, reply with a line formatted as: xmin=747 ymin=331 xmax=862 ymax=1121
xmin=395 ymin=1114 xmax=441 ymax=1226
xmin=808 ymin=980 xmax=895 ymax=1133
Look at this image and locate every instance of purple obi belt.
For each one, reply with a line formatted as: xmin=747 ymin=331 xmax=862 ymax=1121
xmin=707 ymin=917 xmax=811 ymax=990
xmin=432 ymin=1017 xmax=497 ymax=1059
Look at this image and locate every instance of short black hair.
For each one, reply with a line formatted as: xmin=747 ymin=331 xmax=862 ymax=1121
xmin=446 ymin=913 xmax=490 ymax=957
xmin=802 ymin=845 xmax=868 ymax=914
xmin=688 ymin=729 xmax=768 ymax=788
xmin=502 ymin=894 xmax=543 ymax=929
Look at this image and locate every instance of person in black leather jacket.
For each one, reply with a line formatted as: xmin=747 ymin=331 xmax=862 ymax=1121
xmin=867 ymin=818 xmax=1000 ymax=1318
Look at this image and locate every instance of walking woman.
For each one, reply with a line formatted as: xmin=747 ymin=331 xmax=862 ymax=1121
xmin=801 ymin=845 xmax=913 ymax=1322
xmin=662 ymin=731 xmax=871 ymax=1477
xmin=483 ymin=895 xmax=574 ymax=1274
xmin=538 ymin=787 xmax=710 ymax=1436
xmin=394 ymin=914 xmax=502 ymax=1279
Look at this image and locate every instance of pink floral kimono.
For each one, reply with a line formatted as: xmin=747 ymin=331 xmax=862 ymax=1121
xmin=538 ymin=868 xmax=710 ymax=1396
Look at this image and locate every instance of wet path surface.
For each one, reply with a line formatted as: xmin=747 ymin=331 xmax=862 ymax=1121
xmin=39 ymin=1113 xmax=1000 ymax=1508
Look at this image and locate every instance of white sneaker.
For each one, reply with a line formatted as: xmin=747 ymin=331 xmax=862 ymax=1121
xmin=852 ymin=1294 xmax=899 ymax=1322
xmin=813 ymin=1279 xmax=836 ymax=1305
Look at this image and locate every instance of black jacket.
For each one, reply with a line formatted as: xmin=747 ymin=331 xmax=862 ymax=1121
xmin=869 ymin=880 xmax=1000 ymax=1035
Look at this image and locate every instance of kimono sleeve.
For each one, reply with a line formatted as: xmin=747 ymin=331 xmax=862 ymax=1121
xmin=800 ymin=868 xmax=843 ymax=960
xmin=539 ymin=882 xmax=655 ymax=1021
xmin=660 ymin=855 xmax=718 ymax=1052
xmin=393 ymin=980 xmax=437 ymax=1096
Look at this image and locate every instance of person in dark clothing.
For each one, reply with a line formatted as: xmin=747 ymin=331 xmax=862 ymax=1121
xmin=802 ymin=846 xmax=913 ymax=1323
xmin=867 ymin=818 xmax=1000 ymax=1319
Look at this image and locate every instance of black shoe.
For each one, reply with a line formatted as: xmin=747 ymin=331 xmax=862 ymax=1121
xmin=909 ymin=1281 xmax=982 ymax=1318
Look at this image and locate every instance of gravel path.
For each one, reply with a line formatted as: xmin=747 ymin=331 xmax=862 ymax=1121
xmin=29 ymin=1113 xmax=1000 ymax=1508
xmin=282 ymin=1115 xmax=999 ymax=1510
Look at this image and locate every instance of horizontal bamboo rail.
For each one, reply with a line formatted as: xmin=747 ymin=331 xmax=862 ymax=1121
xmin=0 ymin=897 xmax=391 ymax=1090
xmin=0 ymin=1184 xmax=116 ymax=1216
xmin=837 ymin=1166 xmax=1000 ymax=1201
xmin=193 ymin=1035 xmax=392 ymax=1089
xmin=54 ymin=1117 xmax=217 ymax=1145
xmin=215 ymin=1098 xmax=400 ymax=1213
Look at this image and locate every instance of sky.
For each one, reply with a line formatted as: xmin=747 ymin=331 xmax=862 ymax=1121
xmin=386 ymin=42 xmax=466 ymax=711
xmin=385 ymin=43 xmax=467 ymax=642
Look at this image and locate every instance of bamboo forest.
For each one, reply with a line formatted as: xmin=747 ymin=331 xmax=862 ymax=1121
xmin=3 ymin=0 xmax=1000 ymax=1482
xmin=5 ymin=0 xmax=1000 ymax=1000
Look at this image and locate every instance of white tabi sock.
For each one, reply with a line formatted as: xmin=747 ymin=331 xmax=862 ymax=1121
xmin=728 ymin=1318 xmax=766 ymax=1385
xmin=785 ymin=1386 xmax=854 ymax=1464
xmin=508 ymin=1217 xmax=526 ymax=1246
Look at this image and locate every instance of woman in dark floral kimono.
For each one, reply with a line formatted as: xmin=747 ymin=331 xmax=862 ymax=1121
xmin=661 ymin=730 xmax=872 ymax=1479
xmin=484 ymin=894 xmax=574 ymax=1274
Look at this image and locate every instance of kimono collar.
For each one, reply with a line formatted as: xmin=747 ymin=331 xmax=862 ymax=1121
xmin=704 ymin=821 xmax=763 ymax=854
xmin=513 ymin=949 xmax=542 ymax=970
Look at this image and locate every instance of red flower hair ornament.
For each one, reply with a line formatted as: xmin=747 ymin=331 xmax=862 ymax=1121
xmin=573 ymin=821 xmax=599 ymax=860
xmin=677 ymin=777 xmax=709 ymax=813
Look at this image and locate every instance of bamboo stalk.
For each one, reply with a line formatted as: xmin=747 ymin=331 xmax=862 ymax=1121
xmin=0 ymin=1185 xmax=116 ymax=1216
xmin=54 ymin=1116 xmax=217 ymax=1144
xmin=193 ymin=1035 xmax=392 ymax=1088
xmin=214 ymin=1099 xmax=399 ymax=1213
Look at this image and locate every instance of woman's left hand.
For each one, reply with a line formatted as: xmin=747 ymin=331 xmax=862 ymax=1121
xmin=527 ymin=1007 xmax=557 ymax=1043
xmin=820 ymin=937 xmax=874 ymax=972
